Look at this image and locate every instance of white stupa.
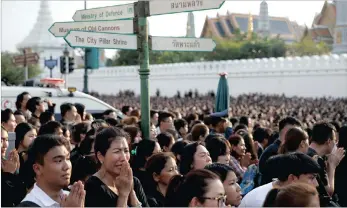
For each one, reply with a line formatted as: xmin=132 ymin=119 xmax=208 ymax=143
xmin=16 ymin=0 xmax=72 ymax=76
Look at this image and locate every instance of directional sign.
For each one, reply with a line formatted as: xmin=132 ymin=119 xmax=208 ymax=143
xmin=49 ymin=20 xmax=134 ymax=37
xmin=72 ymin=3 xmax=135 ymax=22
xmin=151 ymin=36 xmax=216 ymax=52
xmin=149 ymin=0 xmax=225 ymax=16
xmin=13 ymin=53 xmax=40 ymax=65
xmin=64 ymin=30 xmax=137 ymax=50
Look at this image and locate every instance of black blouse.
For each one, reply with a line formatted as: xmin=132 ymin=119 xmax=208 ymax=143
xmin=84 ymin=176 xmax=149 ymax=207
xmin=1 ymin=171 xmax=27 ymax=207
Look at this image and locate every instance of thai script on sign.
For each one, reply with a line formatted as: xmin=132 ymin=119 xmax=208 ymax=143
xmin=171 ymin=1 xmax=203 ymax=9
xmin=172 ymin=40 xmax=200 ymax=48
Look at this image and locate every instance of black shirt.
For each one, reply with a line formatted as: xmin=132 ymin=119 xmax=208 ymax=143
xmin=146 ymin=188 xmax=165 ymax=207
xmin=1 ymin=171 xmax=27 ymax=207
xmin=258 ymin=139 xmax=281 ymax=185
xmin=84 ymin=176 xmax=149 ymax=207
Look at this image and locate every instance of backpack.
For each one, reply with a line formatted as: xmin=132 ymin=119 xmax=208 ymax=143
xmin=240 ymin=164 xmax=260 ymax=196
xmin=16 ymin=201 xmax=39 ymax=207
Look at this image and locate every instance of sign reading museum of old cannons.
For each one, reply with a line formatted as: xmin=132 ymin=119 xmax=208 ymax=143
xmin=49 ymin=20 xmax=134 ymax=37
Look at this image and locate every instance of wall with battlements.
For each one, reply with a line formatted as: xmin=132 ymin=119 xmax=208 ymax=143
xmin=56 ymin=54 xmax=347 ymax=98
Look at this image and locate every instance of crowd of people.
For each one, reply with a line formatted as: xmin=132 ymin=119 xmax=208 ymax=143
xmin=1 ymin=90 xmax=347 ymax=207
xmin=92 ymin=91 xmax=347 ymax=131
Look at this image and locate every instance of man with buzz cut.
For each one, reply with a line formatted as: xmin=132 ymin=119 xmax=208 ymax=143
xmin=239 ymin=152 xmax=320 ymax=207
xmin=18 ymin=134 xmax=85 ymax=207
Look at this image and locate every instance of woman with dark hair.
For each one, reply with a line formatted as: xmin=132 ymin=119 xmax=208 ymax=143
xmin=14 ymin=123 xmax=37 ymax=175
xmin=263 ymin=182 xmax=320 ymax=207
xmin=205 ymin=137 xmax=231 ymax=165
xmin=171 ymin=140 xmax=189 ymax=167
xmin=335 ymin=125 xmax=347 ymax=206
xmin=165 ymin=169 xmax=225 ymax=207
xmin=145 ymin=152 xmax=179 ymax=207
xmin=205 ymin=163 xmax=242 ymax=207
xmin=228 ymin=135 xmax=248 ymax=181
xmin=1 ymin=126 xmax=27 ymax=207
xmin=236 ymin=129 xmax=258 ymax=161
xmin=278 ymin=127 xmax=309 ymax=154
xmin=131 ymin=139 xmax=161 ymax=184
xmin=15 ymin=91 xmax=31 ymax=118
xmin=84 ymin=127 xmax=149 ymax=207
xmin=179 ymin=142 xmax=212 ymax=175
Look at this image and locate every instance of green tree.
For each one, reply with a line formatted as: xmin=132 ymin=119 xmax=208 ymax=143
xmin=1 ymin=51 xmax=42 ymax=85
xmin=287 ymin=36 xmax=331 ymax=56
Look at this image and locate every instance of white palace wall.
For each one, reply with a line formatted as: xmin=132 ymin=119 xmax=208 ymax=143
xmin=60 ymin=54 xmax=347 ymax=98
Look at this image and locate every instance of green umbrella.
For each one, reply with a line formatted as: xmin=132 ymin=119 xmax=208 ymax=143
xmin=215 ymin=72 xmax=230 ymax=112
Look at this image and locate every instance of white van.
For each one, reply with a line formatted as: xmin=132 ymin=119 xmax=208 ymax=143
xmin=1 ymin=86 xmax=124 ymax=120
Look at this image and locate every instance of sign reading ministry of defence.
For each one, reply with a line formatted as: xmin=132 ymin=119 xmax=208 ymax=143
xmin=72 ymin=3 xmax=134 ymax=21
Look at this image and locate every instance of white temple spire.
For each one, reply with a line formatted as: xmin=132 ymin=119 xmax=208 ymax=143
xmin=17 ymin=0 xmax=63 ymax=50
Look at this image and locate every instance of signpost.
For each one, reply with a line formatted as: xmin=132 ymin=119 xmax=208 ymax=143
xmin=72 ymin=3 xmax=135 ymax=21
xmin=64 ymin=30 xmax=137 ymax=50
xmin=49 ymin=20 xmax=134 ymax=37
xmin=151 ymin=36 xmax=216 ymax=52
xmin=54 ymin=0 xmax=225 ymax=140
xmin=149 ymin=0 xmax=225 ymax=16
xmin=13 ymin=49 xmax=40 ymax=81
xmin=44 ymin=56 xmax=58 ymax=78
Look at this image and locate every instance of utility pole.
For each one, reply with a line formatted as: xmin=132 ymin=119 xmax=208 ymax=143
xmin=137 ymin=1 xmax=150 ymax=140
xmin=63 ymin=46 xmax=69 ymax=89
xmin=23 ymin=49 xmax=28 ymax=81
xmin=83 ymin=0 xmax=89 ymax=94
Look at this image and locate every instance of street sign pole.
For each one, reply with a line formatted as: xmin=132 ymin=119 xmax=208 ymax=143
xmin=83 ymin=0 xmax=89 ymax=94
xmin=23 ymin=49 xmax=28 ymax=81
xmin=137 ymin=1 xmax=150 ymax=140
xmin=63 ymin=47 xmax=69 ymax=88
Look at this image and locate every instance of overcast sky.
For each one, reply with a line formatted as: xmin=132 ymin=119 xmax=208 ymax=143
xmin=1 ymin=0 xmax=325 ymax=58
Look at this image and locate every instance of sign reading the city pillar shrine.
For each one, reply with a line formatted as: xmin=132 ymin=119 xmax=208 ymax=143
xmin=72 ymin=3 xmax=135 ymax=21
xmin=49 ymin=20 xmax=134 ymax=37
xmin=151 ymin=36 xmax=216 ymax=52
xmin=64 ymin=30 xmax=137 ymax=50
xmin=149 ymin=0 xmax=225 ymax=16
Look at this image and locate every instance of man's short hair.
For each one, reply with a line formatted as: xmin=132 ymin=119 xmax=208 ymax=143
xmin=60 ymin=103 xmax=75 ymax=117
xmin=27 ymin=134 xmax=70 ymax=166
xmin=38 ymin=121 xmax=63 ymax=135
xmin=121 ymin=106 xmax=131 ymax=115
xmin=39 ymin=111 xmax=54 ymax=125
xmin=158 ymin=111 xmax=174 ymax=126
xmin=279 ymin=117 xmax=302 ymax=132
xmin=1 ymin=109 xmax=14 ymax=123
xmin=311 ymin=121 xmax=336 ymax=145
xmin=174 ymin=119 xmax=188 ymax=132
xmin=264 ymin=152 xmax=320 ymax=182
xmin=253 ymin=127 xmax=271 ymax=143
xmin=26 ymin=97 xmax=42 ymax=113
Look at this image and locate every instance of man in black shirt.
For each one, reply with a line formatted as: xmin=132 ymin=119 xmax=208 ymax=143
xmin=258 ymin=116 xmax=302 ymax=185
xmin=307 ymin=121 xmax=345 ymax=196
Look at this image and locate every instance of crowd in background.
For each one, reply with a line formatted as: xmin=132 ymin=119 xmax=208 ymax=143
xmin=1 ymin=90 xmax=347 ymax=207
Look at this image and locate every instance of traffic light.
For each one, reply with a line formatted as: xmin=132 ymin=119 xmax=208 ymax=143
xmin=60 ymin=56 xmax=66 ymax=74
xmin=85 ymin=48 xmax=99 ymax=69
xmin=68 ymin=57 xmax=75 ymax=73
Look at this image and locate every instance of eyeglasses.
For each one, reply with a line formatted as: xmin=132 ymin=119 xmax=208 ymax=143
xmin=201 ymin=195 xmax=226 ymax=207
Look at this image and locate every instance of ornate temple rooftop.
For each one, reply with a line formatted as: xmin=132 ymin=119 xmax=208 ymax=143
xmin=200 ymin=12 xmax=305 ymax=43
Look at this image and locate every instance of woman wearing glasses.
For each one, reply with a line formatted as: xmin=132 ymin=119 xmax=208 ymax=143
xmin=205 ymin=163 xmax=243 ymax=207
xmin=165 ymin=169 xmax=226 ymax=207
